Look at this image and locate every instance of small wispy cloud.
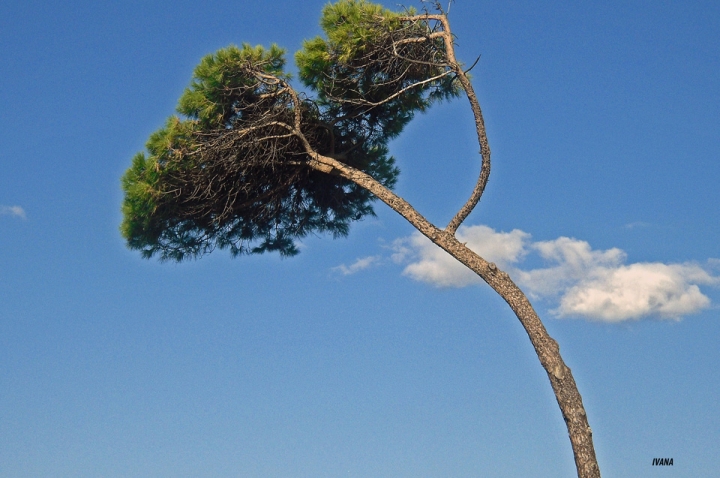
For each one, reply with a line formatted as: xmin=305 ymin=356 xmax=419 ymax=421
xmin=624 ymin=221 xmax=651 ymax=230
xmin=332 ymin=255 xmax=382 ymax=276
xmin=381 ymin=225 xmax=719 ymax=322
xmin=0 ymin=205 xmax=26 ymax=220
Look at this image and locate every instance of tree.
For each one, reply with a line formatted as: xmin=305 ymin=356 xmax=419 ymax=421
xmin=120 ymin=1 xmax=601 ymax=476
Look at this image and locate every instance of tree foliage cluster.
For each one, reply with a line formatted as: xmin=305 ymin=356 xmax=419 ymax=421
xmin=121 ymin=0 xmax=458 ymax=261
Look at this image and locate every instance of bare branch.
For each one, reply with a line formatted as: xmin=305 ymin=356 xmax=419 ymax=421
xmin=427 ymin=13 xmax=491 ymax=235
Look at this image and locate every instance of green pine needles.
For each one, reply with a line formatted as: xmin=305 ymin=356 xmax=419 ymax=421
xmin=121 ymin=0 xmax=459 ymax=261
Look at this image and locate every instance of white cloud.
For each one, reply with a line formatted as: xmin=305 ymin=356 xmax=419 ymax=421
xmin=393 ymin=225 xmax=529 ymax=288
xmin=514 ymin=237 xmax=625 ymax=297
xmin=557 ymin=262 xmax=716 ymax=321
xmin=389 ymin=226 xmax=719 ymax=322
xmin=0 ymin=205 xmax=26 ymax=219
xmin=332 ymin=255 xmax=381 ymax=275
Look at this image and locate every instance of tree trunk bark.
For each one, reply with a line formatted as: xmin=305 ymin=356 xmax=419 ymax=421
xmin=307 ymin=153 xmax=601 ymax=478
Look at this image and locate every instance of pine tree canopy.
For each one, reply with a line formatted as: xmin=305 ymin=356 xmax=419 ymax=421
xmin=121 ymin=0 xmax=460 ymax=261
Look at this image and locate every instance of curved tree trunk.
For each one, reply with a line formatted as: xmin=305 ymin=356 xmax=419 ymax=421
xmin=292 ymin=11 xmax=601 ymax=475
xmin=306 ymin=153 xmax=601 ymax=478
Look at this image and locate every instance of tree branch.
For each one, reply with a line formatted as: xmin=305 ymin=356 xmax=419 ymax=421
xmin=387 ymin=12 xmax=491 ymax=235
xmin=426 ymin=14 xmax=491 ymax=235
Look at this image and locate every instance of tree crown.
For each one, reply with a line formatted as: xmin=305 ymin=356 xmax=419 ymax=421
xmin=121 ymin=0 xmax=459 ymax=261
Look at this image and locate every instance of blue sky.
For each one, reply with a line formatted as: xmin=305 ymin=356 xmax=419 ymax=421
xmin=1 ymin=1 xmax=718 ymax=476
